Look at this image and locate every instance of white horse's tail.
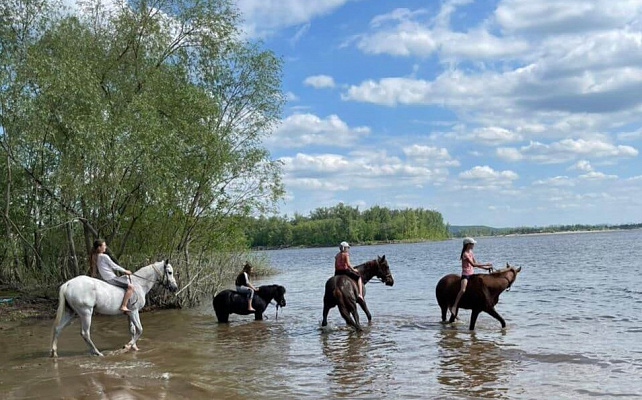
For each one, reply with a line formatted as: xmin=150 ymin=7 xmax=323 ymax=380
xmin=54 ymin=282 xmax=69 ymax=327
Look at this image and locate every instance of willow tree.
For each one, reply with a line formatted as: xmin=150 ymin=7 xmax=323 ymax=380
xmin=0 ymin=0 xmax=283 ymax=303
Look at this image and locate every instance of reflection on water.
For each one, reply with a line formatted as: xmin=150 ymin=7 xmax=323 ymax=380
xmin=1 ymin=230 xmax=641 ymax=399
xmin=320 ymin=328 xmax=397 ymax=399
xmin=436 ymin=329 xmax=513 ymax=399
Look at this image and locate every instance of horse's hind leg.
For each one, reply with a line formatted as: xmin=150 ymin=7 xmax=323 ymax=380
xmin=338 ymin=305 xmax=359 ymax=331
xmin=78 ymin=310 xmax=103 ymax=356
xmin=356 ymin=297 xmax=372 ymax=322
xmin=50 ymin=306 xmax=75 ymax=358
xmin=322 ymin=301 xmax=333 ymax=327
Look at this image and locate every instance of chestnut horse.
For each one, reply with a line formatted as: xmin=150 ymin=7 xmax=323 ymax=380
xmin=322 ymin=255 xmax=394 ymax=331
xmin=435 ymin=263 xmax=521 ymax=330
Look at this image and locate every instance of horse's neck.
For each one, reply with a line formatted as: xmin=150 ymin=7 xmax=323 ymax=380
xmin=132 ymin=263 xmax=161 ymax=293
xmin=257 ymin=286 xmax=275 ymax=302
xmin=357 ymin=261 xmax=376 ymax=284
xmin=492 ymin=270 xmax=514 ymax=291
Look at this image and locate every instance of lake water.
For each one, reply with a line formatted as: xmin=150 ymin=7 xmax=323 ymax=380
xmin=1 ymin=230 xmax=641 ymax=399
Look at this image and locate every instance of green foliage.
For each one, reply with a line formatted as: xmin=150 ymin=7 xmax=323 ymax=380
xmin=244 ymin=203 xmax=450 ymax=248
xmin=0 ymin=0 xmax=284 ymax=306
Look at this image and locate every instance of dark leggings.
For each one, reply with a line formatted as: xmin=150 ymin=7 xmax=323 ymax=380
xmin=335 ymin=269 xmax=361 ymax=282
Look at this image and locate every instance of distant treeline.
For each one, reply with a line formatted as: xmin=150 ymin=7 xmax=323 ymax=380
xmin=243 ymin=204 xmax=450 ymax=248
xmin=449 ymin=223 xmax=642 ymax=238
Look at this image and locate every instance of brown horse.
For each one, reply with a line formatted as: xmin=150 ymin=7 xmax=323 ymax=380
xmin=435 ymin=263 xmax=521 ymax=330
xmin=322 ymin=255 xmax=394 ymax=331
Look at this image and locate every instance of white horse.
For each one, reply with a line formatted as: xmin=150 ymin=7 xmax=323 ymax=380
xmin=50 ymin=259 xmax=178 ymax=357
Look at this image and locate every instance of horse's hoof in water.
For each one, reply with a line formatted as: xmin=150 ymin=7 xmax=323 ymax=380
xmin=123 ymin=344 xmax=132 ymax=351
xmin=132 ymin=344 xmax=139 ymax=351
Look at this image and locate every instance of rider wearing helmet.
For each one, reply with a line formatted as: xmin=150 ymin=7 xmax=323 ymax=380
xmin=334 ymin=241 xmax=364 ymax=300
xmin=450 ymin=237 xmax=493 ymax=319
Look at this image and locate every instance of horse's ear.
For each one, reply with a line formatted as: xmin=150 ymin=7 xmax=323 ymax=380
xmin=165 ymin=259 xmax=169 ymax=265
xmin=381 ymin=255 xmax=386 ymax=261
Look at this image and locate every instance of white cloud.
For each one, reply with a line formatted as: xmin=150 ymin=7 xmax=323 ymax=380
xmin=268 ymin=113 xmax=370 ymax=148
xmin=237 ymin=0 xmax=352 ymax=37
xmin=497 ymin=139 xmax=638 ymax=164
xmin=354 ymin=5 xmax=529 ymax=60
xmin=467 ymin=127 xmax=523 ymax=145
xmin=285 ymin=91 xmax=299 ymax=101
xmin=280 ymin=150 xmax=450 ymax=192
xmin=532 ymin=176 xmax=575 ymax=186
xmin=569 ymin=160 xmax=593 ymax=172
xmin=402 ymin=145 xmax=460 ymax=167
xmin=578 ymin=171 xmax=618 ymax=180
xmin=284 ymin=177 xmax=348 ymax=191
xmin=495 ymin=0 xmax=642 ymax=35
xmin=459 ymin=165 xmax=519 ymax=182
xmin=303 ymin=75 xmax=336 ymax=89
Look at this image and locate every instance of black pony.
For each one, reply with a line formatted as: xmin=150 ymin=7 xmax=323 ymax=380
xmin=322 ymin=255 xmax=394 ymax=331
xmin=213 ymin=284 xmax=287 ymax=323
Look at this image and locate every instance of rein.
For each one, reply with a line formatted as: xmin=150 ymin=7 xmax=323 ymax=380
xmin=358 ymin=259 xmax=391 ymax=284
xmin=132 ymin=264 xmax=166 ymax=285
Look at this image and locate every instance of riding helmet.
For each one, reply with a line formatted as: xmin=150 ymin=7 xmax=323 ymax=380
xmin=463 ymin=237 xmax=477 ymax=245
xmin=340 ymin=241 xmax=350 ymax=250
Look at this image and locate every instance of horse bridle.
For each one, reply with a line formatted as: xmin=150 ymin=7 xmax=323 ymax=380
xmin=375 ymin=260 xmax=393 ymax=284
xmin=133 ymin=262 xmax=170 ymax=288
xmin=504 ymin=269 xmax=516 ymax=291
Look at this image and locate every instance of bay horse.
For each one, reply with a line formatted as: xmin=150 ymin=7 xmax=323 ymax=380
xmin=213 ymin=284 xmax=287 ymax=323
xmin=435 ymin=263 xmax=521 ymax=330
xmin=322 ymin=255 xmax=394 ymax=331
xmin=50 ymin=260 xmax=178 ymax=357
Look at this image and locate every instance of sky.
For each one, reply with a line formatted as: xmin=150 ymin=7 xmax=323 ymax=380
xmin=233 ymin=0 xmax=642 ymax=228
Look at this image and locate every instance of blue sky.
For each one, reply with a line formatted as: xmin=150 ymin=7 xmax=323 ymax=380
xmin=235 ymin=0 xmax=642 ymax=227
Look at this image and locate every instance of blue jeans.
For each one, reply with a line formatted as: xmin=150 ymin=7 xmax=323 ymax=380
xmin=236 ymin=286 xmax=254 ymax=300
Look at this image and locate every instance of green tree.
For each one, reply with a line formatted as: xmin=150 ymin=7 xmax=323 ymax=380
xmin=0 ymin=0 xmax=283 ymax=305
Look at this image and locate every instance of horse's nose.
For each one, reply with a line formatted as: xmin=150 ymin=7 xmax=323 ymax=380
xmin=386 ymin=278 xmax=394 ymax=286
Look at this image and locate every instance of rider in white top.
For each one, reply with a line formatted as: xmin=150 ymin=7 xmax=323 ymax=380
xmin=90 ymin=240 xmax=134 ymax=313
xmin=97 ymin=253 xmax=129 ymax=284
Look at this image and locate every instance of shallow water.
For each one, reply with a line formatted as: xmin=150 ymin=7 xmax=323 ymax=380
xmin=1 ymin=230 xmax=641 ymax=399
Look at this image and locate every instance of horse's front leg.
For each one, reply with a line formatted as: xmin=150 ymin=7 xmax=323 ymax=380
xmin=485 ymin=306 xmax=506 ymax=329
xmin=356 ymin=297 xmax=372 ymax=322
xmin=78 ymin=310 xmax=103 ymax=356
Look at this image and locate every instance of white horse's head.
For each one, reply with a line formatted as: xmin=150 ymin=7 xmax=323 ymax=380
xmin=159 ymin=259 xmax=179 ymax=292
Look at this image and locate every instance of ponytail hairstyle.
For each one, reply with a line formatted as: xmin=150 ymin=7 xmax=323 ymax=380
xmin=460 ymin=243 xmax=472 ymax=260
xmin=88 ymin=239 xmax=105 ymax=278
xmin=242 ymin=262 xmax=253 ymax=274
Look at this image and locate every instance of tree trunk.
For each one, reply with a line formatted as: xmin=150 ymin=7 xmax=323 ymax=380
xmin=3 ymin=152 xmax=20 ymax=283
xmin=66 ymin=221 xmax=79 ymax=276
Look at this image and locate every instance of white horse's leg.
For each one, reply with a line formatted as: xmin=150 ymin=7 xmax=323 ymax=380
xmin=50 ymin=307 xmax=75 ymax=358
xmin=78 ymin=310 xmax=103 ymax=356
xmin=129 ymin=311 xmax=143 ymax=351
xmin=124 ymin=315 xmax=137 ymax=351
